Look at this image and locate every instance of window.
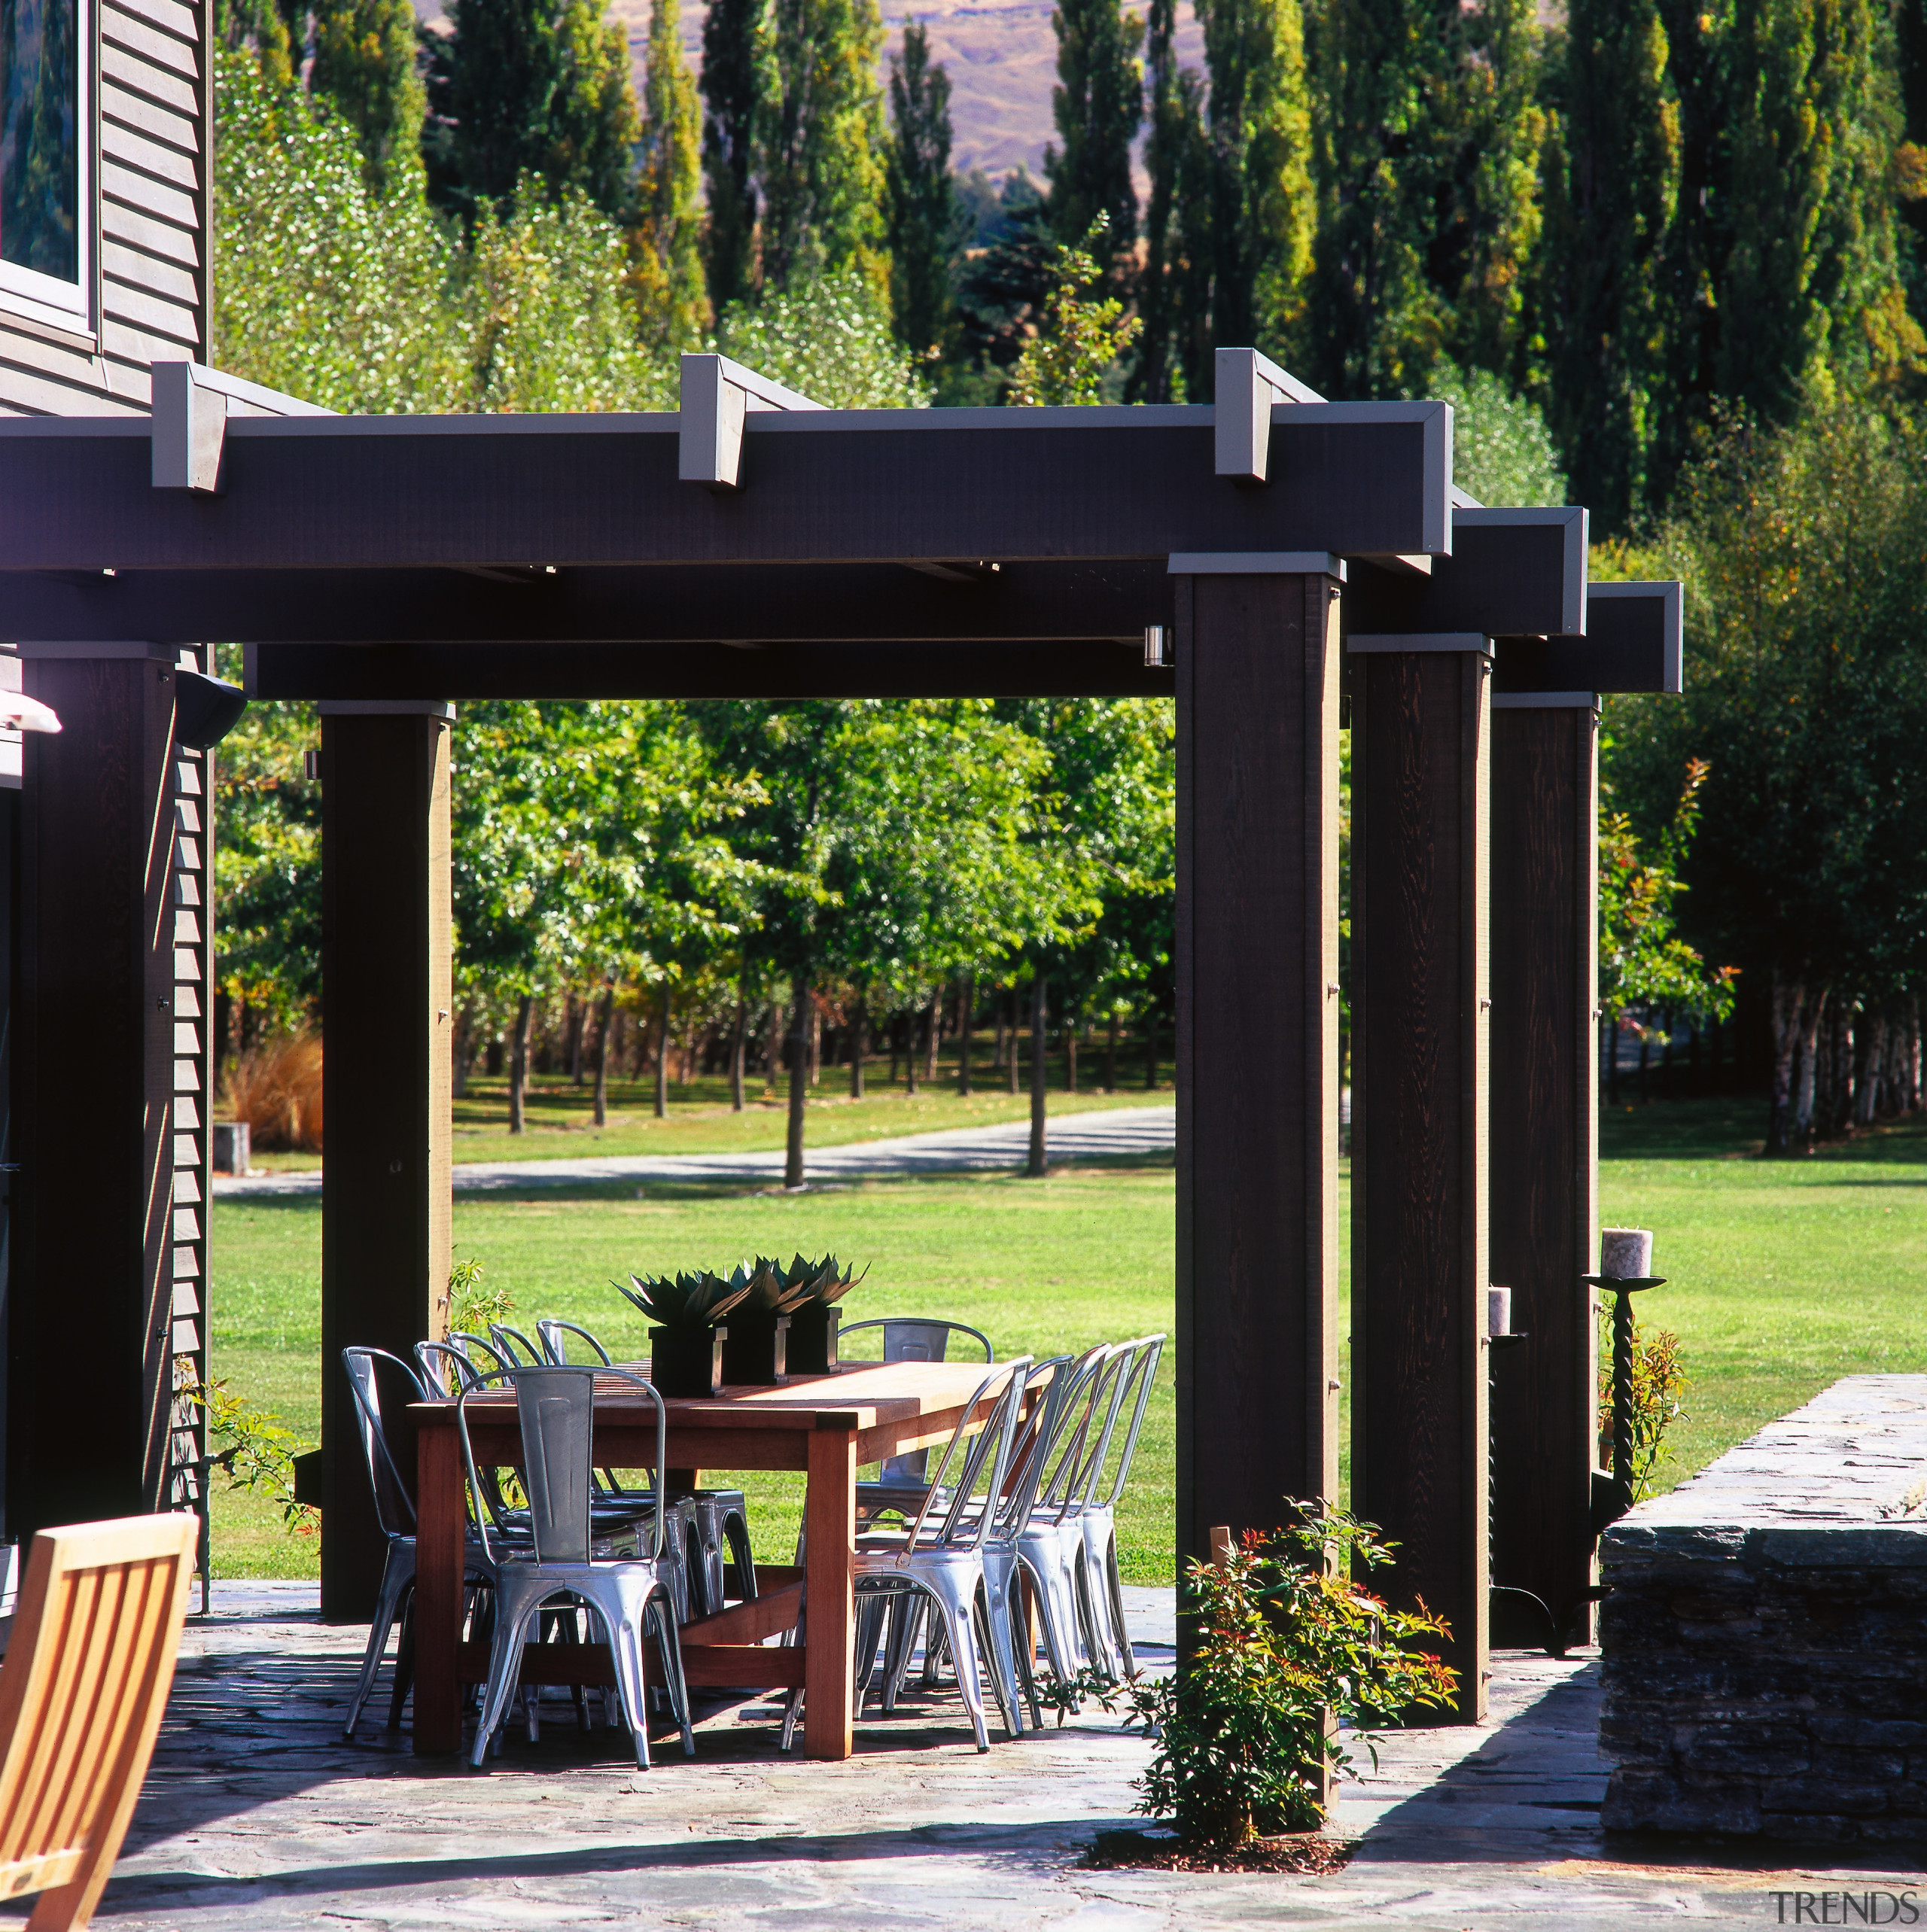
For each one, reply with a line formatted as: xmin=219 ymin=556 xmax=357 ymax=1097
xmin=0 ymin=0 xmax=90 ymax=319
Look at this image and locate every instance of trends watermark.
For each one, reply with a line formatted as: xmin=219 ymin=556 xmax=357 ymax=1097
xmin=1771 ymin=1896 xmax=1922 ymax=1926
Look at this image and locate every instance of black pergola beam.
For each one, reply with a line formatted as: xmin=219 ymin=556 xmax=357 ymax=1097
xmin=248 ymin=639 xmax=1175 ymax=701
xmin=1495 ymin=581 xmax=1682 ymax=694
xmin=4 ymin=560 xmax=1177 ymax=648
xmin=0 ymin=404 xmax=1448 ymax=570
xmin=1348 ymin=508 xmax=1587 ymax=640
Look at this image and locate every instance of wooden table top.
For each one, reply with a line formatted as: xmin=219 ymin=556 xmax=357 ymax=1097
xmin=409 ymin=1358 xmax=1010 ymax=1433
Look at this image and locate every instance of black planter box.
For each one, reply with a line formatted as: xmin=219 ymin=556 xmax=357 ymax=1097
xmin=784 ymin=1304 xmax=840 ymax=1377
xmin=720 ymin=1311 xmax=790 ymax=1386
xmin=647 ymin=1325 xmax=726 ymax=1398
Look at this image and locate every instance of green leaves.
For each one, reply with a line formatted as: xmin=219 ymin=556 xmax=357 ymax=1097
xmin=616 ymin=1252 xmax=867 ymax=1328
xmin=1116 ymin=1501 xmax=1457 ymax=1847
xmin=616 ymin=1268 xmax=754 ymax=1333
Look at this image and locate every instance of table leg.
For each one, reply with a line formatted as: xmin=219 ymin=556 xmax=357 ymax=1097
xmin=413 ymin=1425 xmax=466 ymax=1754
xmin=804 ymin=1425 xmax=857 ymax=1760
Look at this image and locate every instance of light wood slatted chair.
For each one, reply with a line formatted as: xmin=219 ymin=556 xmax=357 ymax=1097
xmin=0 ymin=1513 xmax=198 ymax=1930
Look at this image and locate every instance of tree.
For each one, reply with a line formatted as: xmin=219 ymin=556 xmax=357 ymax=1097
xmin=755 ymin=0 xmax=890 ymax=292
xmin=632 ymin=0 xmax=709 ymax=354
xmin=714 ymin=272 xmax=929 ymax=406
xmin=309 ymin=0 xmax=426 ymax=196
xmin=423 ymin=0 xmax=640 ymax=224
xmin=701 ymin=0 xmax=763 ymax=309
xmin=1043 ymin=0 xmax=1142 ymax=257
xmin=1007 ymin=214 xmax=1143 ymax=405
xmin=1536 ymin=0 xmax=1677 ymax=526
xmin=1198 ymin=0 xmax=1315 ymax=368
xmin=885 ymin=23 xmax=957 ymax=359
xmin=1434 ymin=364 xmax=1566 ymax=506
xmin=1133 ymin=0 xmax=1213 ymax=400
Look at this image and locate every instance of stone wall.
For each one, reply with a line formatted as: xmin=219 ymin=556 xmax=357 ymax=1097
xmin=1600 ymin=1375 xmax=1927 ymax=1844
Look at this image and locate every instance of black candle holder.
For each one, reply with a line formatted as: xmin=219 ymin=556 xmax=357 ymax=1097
xmin=1582 ymin=1273 xmax=1667 ymax=1534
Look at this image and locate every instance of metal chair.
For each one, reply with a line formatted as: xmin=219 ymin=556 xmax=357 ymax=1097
xmin=458 ymin=1365 xmax=695 ymax=1769
xmin=535 ymin=1319 xmax=757 ymax=1620
xmin=840 ymin=1317 xmax=993 ymax=1497
xmin=1073 ymin=1334 xmax=1165 ymax=1681
xmin=339 ymin=1346 xmax=497 ymax=1739
xmin=489 ymin=1322 xmax=546 ymax=1367
xmin=830 ymin=1358 xmax=1035 ymax=1753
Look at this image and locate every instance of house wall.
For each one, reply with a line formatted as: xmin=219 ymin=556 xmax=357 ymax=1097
xmin=1 ymin=0 xmax=209 ymax=417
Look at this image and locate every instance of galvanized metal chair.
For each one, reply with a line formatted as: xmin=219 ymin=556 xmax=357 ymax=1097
xmin=458 ymin=1365 xmax=696 ymax=1769
xmin=1073 ymin=1334 xmax=1165 ymax=1681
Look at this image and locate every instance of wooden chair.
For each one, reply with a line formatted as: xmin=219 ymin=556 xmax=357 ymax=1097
xmin=0 ymin=1513 xmax=198 ymax=1929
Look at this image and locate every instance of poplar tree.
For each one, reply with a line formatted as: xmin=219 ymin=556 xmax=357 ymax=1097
xmin=701 ymin=0 xmax=762 ymax=309
xmin=885 ymin=23 xmax=957 ymax=359
xmin=423 ymin=0 xmax=640 ymax=224
xmin=1043 ymin=0 xmax=1143 ymax=254
xmin=1133 ymin=0 xmax=1212 ymax=400
xmin=1198 ymin=0 xmax=1315 ymax=365
xmin=756 ymin=0 xmax=890 ymax=293
xmin=1536 ymin=0 xmax=1679 ymax=525
xmin=632 ymin=0 xmax=708 ymax=351
xmin=309 ymin=0 xmax=425 ymax=196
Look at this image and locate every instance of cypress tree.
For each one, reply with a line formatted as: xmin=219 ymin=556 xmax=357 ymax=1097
xmin=1536 ymin=0 xmax=1679 ymax=525
xmin=701 ymin=0 xmax=763 ymax=309
xmin=1198 ymin=0 xmax=1315 ymax=368
xmin=422 ymin=0 xmax=640 ymax=224
xmin=885 ymin=23 xmax=957 ymax=358
xmin=1133 ymin=0 xmax=1212 ymax=400
xmin=1043 ymin=0 xmax=1143 ymax=254
xmin=756 ymin=0 xmax=890 ymax=292
xmin=309 ymin=0 xmax=426 ymax=196
xmin=632 ymin=0 xmax=708 ymax=351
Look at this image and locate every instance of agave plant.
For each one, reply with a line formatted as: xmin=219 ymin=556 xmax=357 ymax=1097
xmin=727 ymin=1256 xmax=814 ymax=1317
xmin=616 ymin=1268 xmax=751 ymax=1334
xmin=780 ymin=1253 xmax=869 ymax=1306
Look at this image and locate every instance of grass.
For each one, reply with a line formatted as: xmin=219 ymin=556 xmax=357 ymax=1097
xmin=207 ymin=1089 xmax=1927 ymax=1590
xmin=243 ymin=1045 xmax=1174 ymax=1173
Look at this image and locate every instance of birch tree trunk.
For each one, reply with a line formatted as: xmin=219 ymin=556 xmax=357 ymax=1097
xmin=786 ymin=970 xmax=810 ymax=1188
xmin=849 ymin=989 xmax=867 ymax=1099
xmin=654 ymin=984 xmax=672 ymax=1120
xmin=1767 ymin=969 xmax=1803 ymax=1155
xmin=957 ymin=974 xmax=973 ymax=1095
xmin=1792 ymin=985 xmax=1830 ymax=1149
xmin=730 ymin=996 xmax=747 ymax=1112
xmin=592 ymin=985 xmax=614 ymax=1127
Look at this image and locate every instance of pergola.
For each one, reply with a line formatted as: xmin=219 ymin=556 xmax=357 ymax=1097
xmin=0 ymin=349 xmax=1679 ymax=1732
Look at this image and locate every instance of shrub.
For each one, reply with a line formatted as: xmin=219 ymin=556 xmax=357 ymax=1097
xmin=1119 ymin=1501 xmax=1457 ymax=1848
xmin=224 ymin=1033 xmax=324 ymax=1151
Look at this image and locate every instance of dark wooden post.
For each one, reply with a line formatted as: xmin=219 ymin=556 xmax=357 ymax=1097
xmin=10 ymin=650 xmax=181 ymax=1539
xmin=1174 ymin=558 xmax=1343 ymax=1573
xmin=1487 ymin=695 xmax=1599 ymax=1648
xmin=1349 ymin=634 xmax=1491 ymax=1723
xmin=320 ymin=702 xmax=452 ymax=1620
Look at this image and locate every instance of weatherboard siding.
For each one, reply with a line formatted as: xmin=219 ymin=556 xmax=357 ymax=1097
xmin=0 ymin=0 xmax=207 ymax=418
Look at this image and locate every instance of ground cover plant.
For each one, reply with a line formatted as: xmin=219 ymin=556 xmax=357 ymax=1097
xmin=207 ymin=1095 xmax=1927 ymax=1582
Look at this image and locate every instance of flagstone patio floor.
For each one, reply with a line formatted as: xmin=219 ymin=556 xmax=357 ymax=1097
xmin=38 ymin=1583 xmax=1922 ymax=1930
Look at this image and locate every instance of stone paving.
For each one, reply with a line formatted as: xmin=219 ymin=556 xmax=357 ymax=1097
xmin=212 ymin=1105 xmax=1177 ymax=1200
xmin=35 ymin=1581 xmax=1924 ymax=1931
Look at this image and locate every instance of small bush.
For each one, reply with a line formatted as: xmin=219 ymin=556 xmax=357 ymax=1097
xmin=1118 ymin=1501 xmax=1457 ymax=1849
xmin=224 ymin=1033 xmax=324 ymax=1151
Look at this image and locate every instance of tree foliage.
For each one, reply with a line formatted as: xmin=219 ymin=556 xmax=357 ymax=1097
xmin=631 ymin=0 xmax=709 ymax=354
xmin=1007 ymin=215 xmax=1143 ymax=405
xmin=308 ymin=0 xmax=426 ymax=196
xmin=885 ymin=22 xmax=957 ymax=360
xmin=1043 ymin=0 xmax=1143 ymax=256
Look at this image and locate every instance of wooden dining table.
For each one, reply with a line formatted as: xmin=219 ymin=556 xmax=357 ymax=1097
xmin=409 ymin=1359 xmax=1020 ymax=1760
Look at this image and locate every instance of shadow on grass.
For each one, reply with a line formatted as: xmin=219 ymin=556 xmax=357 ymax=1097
xmin=1600 ymin=1094 xmax=1927 ymax=1168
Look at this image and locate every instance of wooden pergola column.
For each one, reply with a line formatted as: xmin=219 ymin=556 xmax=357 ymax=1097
xmin=1349 ymin=633 xmax=1492 ymax=1724
xmin=9 ymin=650 xmax=183 ymax=1541
xmin=1487 ymin=695 xmax=1600 ymax=1648
xmin=1174 ymin=557 xmax=1344 ymax=1572
xmin=319 ymin=701 xmax=453 ymax=1620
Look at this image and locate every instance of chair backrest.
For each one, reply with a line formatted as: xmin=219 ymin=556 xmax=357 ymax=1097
xmin=840 ymin=1319 xmax=993 ymax=1483
xmin=537 ymin=1319 xmax=612 ymax=1368
xmin=458 ymin=1366 xmax=666 ymax=1566
xmin=0 ymin=1513 xmax=197 ymax=1928
xmin=902 ymin=1358 xmax=1034 ymax=1556
xmin=415 ymin=1338 xmax=486 ymax=1399
xmin=340 ymin=1347 xmax=426 ymax=1538
xmin=449 ymin=1331 xmax=510 ymax=1376
xmin=1092 ymin=1334 xmax=1165 ymax=1511
xmin=1038 ymin=1342 xmax=1130 ymax=1521
xmin=489 ymin=1323 xmax=545 ymax=1368
xmin=996 ymin=1346 xmax=1106 ymax=1544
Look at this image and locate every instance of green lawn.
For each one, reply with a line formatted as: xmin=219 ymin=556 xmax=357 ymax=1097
xmin=208 ymin=1092 xmax=1927 ymax=1587
xmin=248 ymin=1047 xmax=1174 ymax=1173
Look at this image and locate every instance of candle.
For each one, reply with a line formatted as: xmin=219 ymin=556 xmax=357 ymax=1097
xmin=1600 ymin=1228 xmax=1654 ymax=1279
xmin=1487 ymin=1285 xmax=1512 ymax=1337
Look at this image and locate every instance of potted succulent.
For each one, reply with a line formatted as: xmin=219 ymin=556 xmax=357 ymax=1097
xmin=616 ymin=1269 xmax=750 ymax=1398
xmin=780 ymin=1253 xmax=866 ymax=1376
xmin=717 ymin=1257 xmax=812 ymax=1386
